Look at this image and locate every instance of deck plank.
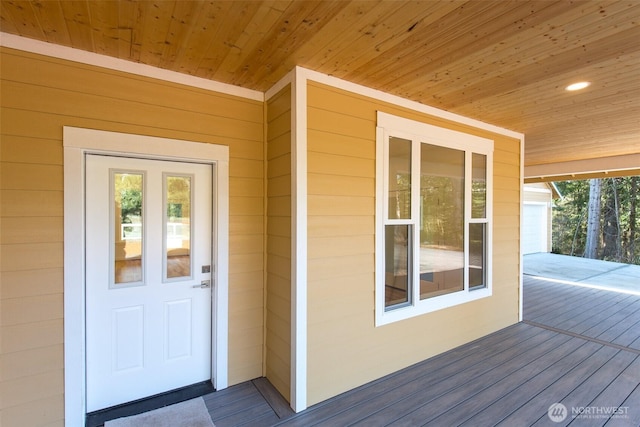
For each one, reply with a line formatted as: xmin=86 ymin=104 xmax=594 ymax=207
xmin=523 ymin=276 xmax=640 ymax=353
xmin=606 ymin=383 xmax=640 ymax=426
xmin=195 ymin=276 xmax=640 ymax=427
xmin=277 ymin=323 xmax=541 ymax=426
xmin=277 ymin=324 xmax=549 ymax=426
xmin=534 ymin=350 xmax=638 ymax=427
xmin=252 ymin=377 xmax=295 ymax=419
xmin=568 ymin=355 xmax=640 ymax=427
xmin=344 ymin=336 xmax=573 ymax=426
xmin=395 ymin=340 xmax=603 ymax=426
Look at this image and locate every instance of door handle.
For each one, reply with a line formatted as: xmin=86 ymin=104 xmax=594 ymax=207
xmin=193 ymin=280 xmax=210 ymax=289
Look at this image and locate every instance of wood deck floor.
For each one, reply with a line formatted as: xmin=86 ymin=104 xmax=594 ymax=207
xmin=204 ymin=276 xmax=640 ymax=426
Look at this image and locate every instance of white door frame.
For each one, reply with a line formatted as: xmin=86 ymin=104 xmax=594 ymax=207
xmin=63 ymin=127 xmax=229 ymax=426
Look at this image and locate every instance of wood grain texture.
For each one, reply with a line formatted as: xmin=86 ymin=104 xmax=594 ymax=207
xmin=2 ymin=1 xmax=637 ymax=171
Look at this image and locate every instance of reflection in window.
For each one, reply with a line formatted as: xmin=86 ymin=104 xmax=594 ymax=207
xmin=165 ymin=175 xmax=192 ymax=279
xmin=472 ymin=153 xmax=487 ymax=219
xmin=469 ymin=223 xmax=486 ymax=289
xmin=113 ymin=172 xmax=143 ymax=284
xmin=420 ymin=144 xmax=464 ymax=300
xmin=388 ymin=137 xmax=412 ymax=220
xmin=385 ymin=225 xmax=411 ymax=308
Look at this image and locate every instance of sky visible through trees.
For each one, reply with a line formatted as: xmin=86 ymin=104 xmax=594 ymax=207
xmin=553 ymin=176 xmax=639 ymax=265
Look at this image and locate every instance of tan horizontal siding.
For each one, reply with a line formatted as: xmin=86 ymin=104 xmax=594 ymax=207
xmin=1 ymin=217 xmax=63 ymax=244
xmin=0 ymin=50 xmax=263 ymax=123
xmin=1 ymin=268 xmax=63 ymax=299
xmin=267 ymin=153 xmax=292 ymax=179
xmin=0 ymin=47 xmax=265 ymax=425
xmin=267 ymin=216 xmax=291 ymax=238
xmin=2 ymin=81 xmax=263 ymax=142
xmin=1 ymin=395 xmax=64 ymax=427
xmin=268 ymin=174 xmax=291 ymax=196
xmin=1 ymin=135 xmax=63 ymax=165
xmin=265 ymin=85 xmax=292 ymax=401
xmin=306 ymin=81 xmax=521 ymax=406
xmin=0 ymin=190 xmax=63 ymax=217
xmin=308 ymin=195 xmax=374 ymax=216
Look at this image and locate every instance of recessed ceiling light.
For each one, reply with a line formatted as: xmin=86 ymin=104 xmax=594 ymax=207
xmin=565 ymin=81 xmax=591 ymax=91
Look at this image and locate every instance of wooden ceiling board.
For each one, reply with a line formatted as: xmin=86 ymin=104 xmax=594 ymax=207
xmin=0 ymin=0 xmax=638 ymax=174
xmin=59 ymin=0 xmax=95 ymax=52
xmin=29 ymin=0 xmax=71 ymax=46
xmin=212 ymin=1 xmax=292 ymax=82
xmin=2 ymin=0 xmax=45 ymax=40
xmin=346 ymin=0 xmax=502 ymax=86
xmin=230 ymin=0 xmax=349 ymax=88
xmin=316 ymin=1 xmax=463 ymax=80
xmin=408 ymin=4 xmax=636 ymax=108
xmin=114 ymin=0 xmax=136 ymax=59
xmin=443 ymin=49 xmax=639 ymax=130
xmin=88 ymin=0 xmax=120 ymax=57
xmin=281 ymin=0 xmax=399 ymax=82
xmin=171 ymin=1 xmax=231 ymax=75
xmin=402 ymin=3 xmax=601 ymax=102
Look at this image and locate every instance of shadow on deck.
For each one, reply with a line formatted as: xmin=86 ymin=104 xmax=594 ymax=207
xmin=206 ymin=275 xmax=640 ymax=426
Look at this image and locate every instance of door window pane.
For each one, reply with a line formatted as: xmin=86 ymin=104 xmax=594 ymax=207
xmin=388 ymin=137 xmax=412 ymax=219
xmin=166 ymin=175 xmax=192 ymax=279
xmin=420 ymin=144 xmax=464 ymax=299
xmin=469 ymin=223 xmax=486 ymax=289
xmin=113 ymin=172 xmax=143 ymax=285
xmin=472 ymin=153 xmax=487 ymax=218
xmin=385 ymin=225 xmax=411 ymax=308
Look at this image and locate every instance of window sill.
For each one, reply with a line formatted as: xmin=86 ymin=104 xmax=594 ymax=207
xmin=376 ymin=287 xmax=492 ymax=326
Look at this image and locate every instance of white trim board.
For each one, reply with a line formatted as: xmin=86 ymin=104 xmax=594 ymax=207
xmin=524 ymin=154 xmax=640 ymax=179
xmin=290 ymin=67 xmax=309 ymax=413
xmin=0 ymin=32 xmax=263 ymax=102
xmin=519 ymin=136 xmax=526 ymax=322
xmin=63 ymin=127 xmax=229 ymax=426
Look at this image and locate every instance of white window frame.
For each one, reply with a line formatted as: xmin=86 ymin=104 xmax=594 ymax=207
xmin=375 ymin=112 xmax=494 ymax=326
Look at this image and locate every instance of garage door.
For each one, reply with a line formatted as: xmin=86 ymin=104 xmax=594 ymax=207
xmin=523 ymin=203 xmax=547 ymax=254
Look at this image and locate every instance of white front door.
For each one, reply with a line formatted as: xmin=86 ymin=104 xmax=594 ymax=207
xmin=85 ymin=154 xmax=213 ymax=412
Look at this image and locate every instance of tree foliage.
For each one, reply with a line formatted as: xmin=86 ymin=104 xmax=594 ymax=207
xmin=552 ymin=176 xmax=640 ymax=265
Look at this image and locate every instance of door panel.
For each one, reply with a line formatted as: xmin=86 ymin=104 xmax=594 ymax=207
xmin=85 ymin=155 xmax=213 ymax=412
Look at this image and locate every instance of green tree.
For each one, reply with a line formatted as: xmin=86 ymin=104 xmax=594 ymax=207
xmin=552 ymin=176 xmax=640 ymax=265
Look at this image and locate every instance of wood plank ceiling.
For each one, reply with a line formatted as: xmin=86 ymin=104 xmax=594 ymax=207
xmin=1 ymin=1 xmax=639 ymax=174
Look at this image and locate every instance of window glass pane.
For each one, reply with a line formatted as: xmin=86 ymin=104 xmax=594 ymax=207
xmin=472 ymin=153 xmax=487 ymax=218
xmin=419 ymin=144 xmax=464 ymax=299
xmin=388 ymin=137 xmax=411 ymax=219
xmin=114 ymin=172 xmax=143 ymax=284
xmin=385 ymin=225 xmax=411 ymax=308
xmin=469 ymin=223 xmax=486 ymax=289
xmin=166 ymin=175 xmax=192 ymax=279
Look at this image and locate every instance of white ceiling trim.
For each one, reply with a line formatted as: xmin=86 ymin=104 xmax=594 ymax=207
xmin=0 ymin=32 xmax=264 ymax=102
xmin=525 ymin=154 xmax=640 ymax=179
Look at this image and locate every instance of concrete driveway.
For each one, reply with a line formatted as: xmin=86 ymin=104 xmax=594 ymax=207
xmin=523 ymin=252 xmax=640 ymax=294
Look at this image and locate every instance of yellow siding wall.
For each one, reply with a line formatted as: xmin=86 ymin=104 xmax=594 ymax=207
xmin=0 ymin=48 xmax=264 ymax=426
xmin=306 ymin=81 xmax=522 ymax=405
xmin=265 ymin=86 xmax=292 ymax=400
